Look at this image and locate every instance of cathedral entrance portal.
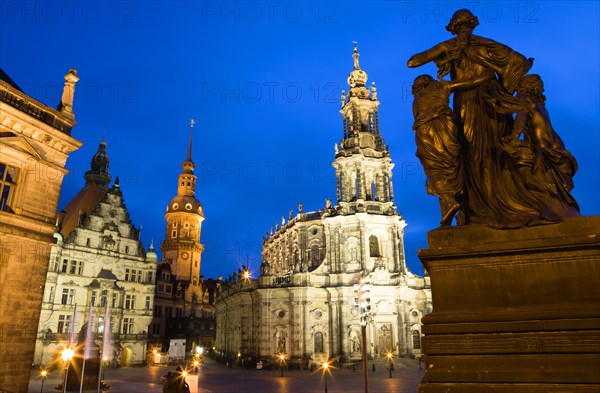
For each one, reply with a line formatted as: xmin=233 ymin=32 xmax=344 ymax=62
xmin=378 ymin=324 xmax=393 ymax=355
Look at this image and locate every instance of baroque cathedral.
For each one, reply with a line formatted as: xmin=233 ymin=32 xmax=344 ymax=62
xmin=214 ymin=47 xmax=432 ymax=366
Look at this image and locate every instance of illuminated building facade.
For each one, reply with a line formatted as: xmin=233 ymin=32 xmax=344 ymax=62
xmin=34 ymin=142 xmax=156 ymax=367
xmin=0 ymin=68 xmax=82 ymax=392
xmin=214 ymin=48 xmax=431 ymax=367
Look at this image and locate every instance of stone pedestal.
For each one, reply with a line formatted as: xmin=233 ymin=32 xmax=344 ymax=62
xmin=418 ymin=216 xmax=600 ymax=393
xmin=65 ymin=345 xmax=100 ymax=391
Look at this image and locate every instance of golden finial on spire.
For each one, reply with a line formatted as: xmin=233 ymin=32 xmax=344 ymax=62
xmin=190 ymin=117 xmax=195 ymax=128
xmin=352 ymin=41 xmax=360 ymax=69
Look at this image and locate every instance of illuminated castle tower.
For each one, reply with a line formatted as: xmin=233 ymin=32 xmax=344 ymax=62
xmin=151 ymin=120 xmax=217 ymax=351
xmin=161 ymin=119 xmax=205 ymax=282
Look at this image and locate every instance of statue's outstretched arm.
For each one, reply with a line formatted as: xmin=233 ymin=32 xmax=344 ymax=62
xmin=408 ymin=42 xmax=450 ymax=68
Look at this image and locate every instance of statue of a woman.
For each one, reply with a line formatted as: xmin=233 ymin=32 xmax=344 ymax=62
xmin=408 ymin=9 xmax=565 ymax=228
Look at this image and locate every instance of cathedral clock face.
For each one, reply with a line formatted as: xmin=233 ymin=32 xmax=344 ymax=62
xmin=181 ymin=252 xmax=189 ymax=260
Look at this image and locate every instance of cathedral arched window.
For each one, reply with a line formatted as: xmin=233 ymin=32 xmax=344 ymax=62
xmin=369 ymin=235 xmax=381 ymax=257
xmin=310 ymin=245 xmax=320 ymax=266
xmin=314 ymin=331 xmax=324 ymax=353
xmin=412 ymin=330 xmax=421 ymax=349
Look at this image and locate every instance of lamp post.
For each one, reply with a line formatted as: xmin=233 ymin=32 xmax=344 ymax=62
xmin=386 ymin=352 xmax=393 ymax=378
xmin=354 ymin=275 xmax=371 ymax=393
xmin=40 ymin=370 xmax=48 ymax=393
xmin=322 ymin=361 xmax=330 ymax=393
xmin=278 ymin=353 xmax=286 ymax=377
xmin=61 ymin=347 xmax=74 ymax=393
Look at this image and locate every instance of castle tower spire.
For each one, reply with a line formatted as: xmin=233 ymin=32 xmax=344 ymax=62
xmin=84 ymin=141 xmax=111 ymax=188
xmin=182 ymin=118 xmax=195 ymax=174
xmin=333 ymin=45 xmax=396 ymax=213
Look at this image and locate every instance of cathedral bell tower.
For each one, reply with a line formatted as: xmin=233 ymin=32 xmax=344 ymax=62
xmin=333 ymin=45 xmax=396 ymax=215
xmin=161 ymin=119 xmax=205 ymax=282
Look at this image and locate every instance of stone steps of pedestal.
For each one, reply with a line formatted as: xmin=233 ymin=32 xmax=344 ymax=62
xmin=344 ymin=356 xmax=420 ymax=371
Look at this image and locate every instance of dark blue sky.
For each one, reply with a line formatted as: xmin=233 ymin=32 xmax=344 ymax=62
xmin=2 ymin=1 xmax=598 ymax=278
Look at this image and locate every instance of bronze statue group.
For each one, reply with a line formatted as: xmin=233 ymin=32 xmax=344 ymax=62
xmin=409 ymin=9 xmax=580 ymax=228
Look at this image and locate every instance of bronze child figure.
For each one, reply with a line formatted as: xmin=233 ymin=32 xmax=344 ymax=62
xmin=411 ymin=72 xmax=492 ymax=226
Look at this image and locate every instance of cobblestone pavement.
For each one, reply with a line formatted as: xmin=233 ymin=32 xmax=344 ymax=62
xmin=28 ymin=357 xmax=424 ymax=393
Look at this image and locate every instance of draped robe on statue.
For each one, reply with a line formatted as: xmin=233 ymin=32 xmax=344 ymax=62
xmin=441 ymin=34 xmax=557 ymax=227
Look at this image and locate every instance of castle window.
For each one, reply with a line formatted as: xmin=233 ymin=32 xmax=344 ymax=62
xmin=86 ymin=238 xmax=91 ymax=246
xmin=69 ymin=260 xmax=77 ymax=274
xmin=413 ymin=330 xmax=421 ymax=349
xmin=112 ymin=293 xmax=118 ymax=308
xmin=77 ymin=261 xmax=84 ymax=275
xmin=172 ymin=230 xmax=177 ymax=238
xmin=91 ymin=290 xmax=97 ymax=306
xmin=125 ymin=245 xmax=129 ymax=254
xmin=61 ymin=259 xmax=68 ymax=273
xmin=50 ymin=257 xmax=59 ymax=272
xmin=369 ymin=235 xmax=381 ymax=257
xmin=314 ymin=331 xmax=324 ymax=353
xmin=145 ymin=296 xmax=151 ymax=310
xmin=125 ymin=294 xmax=136 ymax=310
xmin=0 ymin=162 xmax=17 ymax=212
xmin=101 ymin=290 xmax=108 ymax=307
xmin=185 ymin=203 xmax=192 ymax=210
xmin=57 ymin=314 xmax=72 ymax=334
xmin=61 ymin=288 xmax=75 ymax=305
xmin=122 ymin=318 xmax=134 ymax=334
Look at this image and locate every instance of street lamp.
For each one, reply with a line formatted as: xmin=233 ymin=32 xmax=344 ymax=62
xmin=40 ymin=369 xmax=48 ymax=393
xmin=322 ymin=361 xmax=330 ymax=393
xmin=386 ymin=352 xmax=394 ymax=378
xmin=61 ymin=347 xmax=74 ymax=393
xmin=354 ymin=275 xmax=371 ymax=393
xmin=278 ymin=353 xmax=286 ymax=377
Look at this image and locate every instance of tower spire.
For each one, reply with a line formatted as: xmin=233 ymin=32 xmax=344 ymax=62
xmin=352 ymin=41 xmax=360 ymax=69
xmin=182 ymin=118 xmax=195 ymax=174
xmin=347 ymin=42 xmax=368 ymax=88
xmin=84 ymin=141 xmax=111 ymax=188
xmin=187 ymin=117 xmax=194 ymax=162
xmin=334 ymin=45 xmax=394 ymax=209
